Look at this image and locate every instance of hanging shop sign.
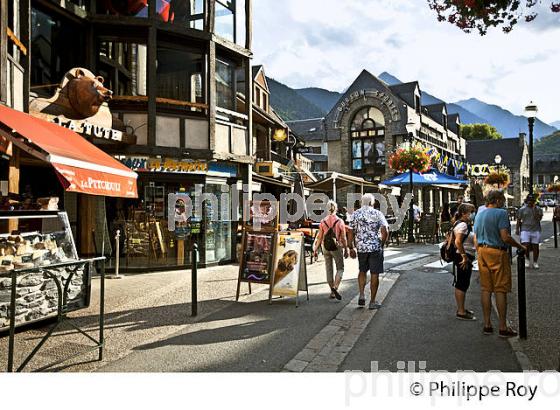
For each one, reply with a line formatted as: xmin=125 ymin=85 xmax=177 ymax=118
xmin=466 ymin=163 xmax=510 ymax=177
xmin=118 ymin=156 xmax=208 ymax=173
xmin=272 ymin=128 xmax=288 ymax=142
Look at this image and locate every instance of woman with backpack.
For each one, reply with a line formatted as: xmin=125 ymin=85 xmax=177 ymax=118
xmin=313 ymin=200 xmax=348 ymax=300
xmin=451 ymin=203 xmax=477 ymax=321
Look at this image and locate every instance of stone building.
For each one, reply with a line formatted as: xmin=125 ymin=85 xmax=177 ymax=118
xmin=534 ymin=154 xmax=560 ymax=201
xmin=289 ymin=69 xmax=467 ymax=213
xmin=466 ymin=134 xmax=530 ymax=207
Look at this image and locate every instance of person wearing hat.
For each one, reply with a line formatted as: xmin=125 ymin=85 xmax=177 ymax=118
xmin=516 ymin=194 xmax=544 ymax=269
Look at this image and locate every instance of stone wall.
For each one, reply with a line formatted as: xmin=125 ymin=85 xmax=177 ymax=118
xmin=0 ymin=267 xmax=88 ymax=330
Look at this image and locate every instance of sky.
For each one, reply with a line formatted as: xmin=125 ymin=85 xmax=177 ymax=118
xmin=252 ymin=0 xmax=560 ymax=124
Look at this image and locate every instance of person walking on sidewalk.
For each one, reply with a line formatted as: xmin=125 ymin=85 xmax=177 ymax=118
xmin=516 ymin=194 xmax=543 ymax=269
xmin=451 ymin=203 xmax=477 ymax=321
xmin=347 ymin=193 xmax=389 ymax=310
xmin=314 ymin=201 xmax=348 ymax=300
xmin=473 ymin=190 xmax=526 ymax=338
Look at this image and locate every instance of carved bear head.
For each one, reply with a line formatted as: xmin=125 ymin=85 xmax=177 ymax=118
xmin=65 ymin=68 xmax=113 ymax=119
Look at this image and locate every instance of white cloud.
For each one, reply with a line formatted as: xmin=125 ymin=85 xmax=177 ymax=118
xmin=252 ymin=0 xmax=560 ymax=124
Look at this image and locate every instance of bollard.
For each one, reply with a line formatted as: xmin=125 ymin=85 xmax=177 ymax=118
xmin=191 ymin=243 xmax=198 ymax=317
xmin=107 ymin=230 xmax=124 ymax=279
xmin=554 ymin=217 xmax=558 ymax=249
xmin=516 ymin=248 xmax=527 ymax=339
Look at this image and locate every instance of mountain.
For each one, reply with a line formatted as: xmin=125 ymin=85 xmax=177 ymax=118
xmin=551 ymin=121 xmax=560 ymax=130
xmin=447 ymin=103 xmax=488 ymax=124
xmin=294 ymin=87 xmax=341 ymax=114
xmin=266 ymin=77 xmax=325 ymax=121
xmin=534 ymin=130 xmax=560 ymax=154
xmin=455 ymin=98 xmax=556 ymax=139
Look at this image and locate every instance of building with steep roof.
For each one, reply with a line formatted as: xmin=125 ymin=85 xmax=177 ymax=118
xmin=288 ymin=69 xmax=467 ymax=212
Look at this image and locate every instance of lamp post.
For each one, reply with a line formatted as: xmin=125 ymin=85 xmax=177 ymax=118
xmin=407 ymin=131 xmax=415 ymax=243
xmin=524 ymin=102 xmax=538 ymax=195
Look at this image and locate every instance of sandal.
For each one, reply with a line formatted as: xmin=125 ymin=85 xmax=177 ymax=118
xmin=499 ymin=327 xmax=518 ymax=338
xmin=483 ymin=326 xmax=494 ymax=335
xmin=331 ymin=287 xmax=342 ymax=300
xmin=456 ymin=311 xmax=476 ymax=321
xmin=358 ymin=297 xmax=365 ymax=307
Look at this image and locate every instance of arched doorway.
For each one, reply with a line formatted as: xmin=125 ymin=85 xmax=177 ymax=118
xmin=349 ymin=106 xmax=386 ymax=180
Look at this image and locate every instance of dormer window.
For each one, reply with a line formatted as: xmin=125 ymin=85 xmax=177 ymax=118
xmin=415 ymin=95 xmax=421 ymax=113
xmin=443 ymin=113 xmax=448 ymax=130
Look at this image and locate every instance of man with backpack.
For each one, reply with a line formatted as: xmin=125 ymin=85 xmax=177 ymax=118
xmin=314 ymin=200 xmax=348 ymax=300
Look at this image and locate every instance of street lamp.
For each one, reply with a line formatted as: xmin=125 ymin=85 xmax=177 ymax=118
xmin=494 ymin=154 xmax=503 ymax=189
xmin=406 ymin=131 xmax=415 ymax=243
xmin=524 ymin=101 xmax=538 ymax=195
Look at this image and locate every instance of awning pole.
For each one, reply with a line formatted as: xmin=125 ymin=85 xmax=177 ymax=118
xmin=361 ymin=183 xmax=364 ymax=195
xmin=332 ymin=176 xmax=337 ymax=203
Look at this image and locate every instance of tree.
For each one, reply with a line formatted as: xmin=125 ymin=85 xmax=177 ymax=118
xmin=428 ymin=0 xmax=560 ymax=35
xmin=460 ymin=123 xmax=503 ymax=140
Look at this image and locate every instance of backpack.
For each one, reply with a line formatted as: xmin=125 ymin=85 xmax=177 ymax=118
xmin=323 ymin=219 xmax=340 ymax=251
xmin=440 ymin=221 xmax=471 ymax=263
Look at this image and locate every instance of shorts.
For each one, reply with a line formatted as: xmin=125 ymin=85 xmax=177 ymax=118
xmin=477 ymin=247 xmax=511 ymax=293
xmin=520 ymin=230 xmax=541 ymax=244
xmin=358 ymin=250 xmax=384 ymax=274
xmin=453 ymin=253 xmax=474 ymax=292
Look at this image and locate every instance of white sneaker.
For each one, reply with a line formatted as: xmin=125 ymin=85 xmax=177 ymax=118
xmin=525 ymin=260 xmax=530 ymax=268
xmin=533 ymin=263 xmax=539 ymax=269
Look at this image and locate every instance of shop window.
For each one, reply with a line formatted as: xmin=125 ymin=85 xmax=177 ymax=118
xmin=216 ymin=59 xmax=234 ymax=110
xmin=97 ymin=0 xmax=149 ymax=17
xmin=156 ymin=46 xmax=204 ymax=103
xmin=30 ymin=8 xmax=85 ymax=97
xmin=98 ymin=41 xmax=147 ymax=96
xmin=350 ymin=107 xmax=386 ymax=174
xmin=160 ymin=0 xmax=205 ymax=30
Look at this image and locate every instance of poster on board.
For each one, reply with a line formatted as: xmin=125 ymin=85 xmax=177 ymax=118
xmin=240 ymin=232 xmax=275 ymax=283
xmin=270 ymin=231 xmax=307 ymax=299
xmin=243 ymin=200 xmax=278 ymax=231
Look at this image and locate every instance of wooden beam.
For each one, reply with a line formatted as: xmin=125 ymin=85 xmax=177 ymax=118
xmin=245 ymin=0 xmax=252 ymax=51
xmin=0 ymin=0 xmax=8 ymax=104
xmin=147 ymin=25 xmax=157 ymax=146
xmin=207 ymin=40 xmax=216 ymax=151
xmin=21 ymin=0 xmax=31 ymax=113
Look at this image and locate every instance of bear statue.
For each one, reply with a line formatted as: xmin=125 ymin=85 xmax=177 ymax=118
xmin=30 ymin=67 xmax=115 ymax=129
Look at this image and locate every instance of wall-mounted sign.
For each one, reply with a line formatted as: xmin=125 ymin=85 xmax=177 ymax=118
xmin=118 ymin=156 xmax=208 ymax=173
xmin=334 ymin=89 xmax=400 ymax=127
xmin=52 ymin=117 xmax=123 ymax=142
xmin=272 ymin=129 xmax=287 ymax=142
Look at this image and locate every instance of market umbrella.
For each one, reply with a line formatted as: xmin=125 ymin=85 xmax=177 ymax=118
xmin=381 ymin=169 xmax=467 ymax=186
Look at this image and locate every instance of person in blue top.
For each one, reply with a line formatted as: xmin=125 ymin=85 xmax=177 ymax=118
xmin=473 ymin=190 xmax=526 ymax=338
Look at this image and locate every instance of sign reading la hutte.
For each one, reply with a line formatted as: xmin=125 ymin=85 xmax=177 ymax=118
xmin=52 ymin=117 xmax=123 ymax=142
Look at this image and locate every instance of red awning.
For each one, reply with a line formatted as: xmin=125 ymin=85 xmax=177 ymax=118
xmin=0 ymin=104 xmax=138 ymax=198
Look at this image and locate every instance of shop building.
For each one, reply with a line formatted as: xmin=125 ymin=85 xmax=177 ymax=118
xmin=2 ymin=0 xmax=255 ymax=271
xmin=534 ymin=154 xmax=560 ymax=201
xmin=466 ymin=134 xmax=530 ymax=207
xmin=290 ymin=70 xmax=467 ymax=212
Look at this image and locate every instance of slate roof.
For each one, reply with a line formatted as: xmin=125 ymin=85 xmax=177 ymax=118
xmin=286 ymin=118 xmax=325 ymax=142
xmin=466 ymin=139 xmax=525 ymax=168
xmin=534 ymin=154 xmax=560 ymax=173
xmin=388 ymin=82 xmax=419 ymax=107
xmin=448 ymin=113 xmax=461 ymax=134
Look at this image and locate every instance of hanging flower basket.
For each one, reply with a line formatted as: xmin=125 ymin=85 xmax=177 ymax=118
xmin=484 ymin=171 xmax=510 ymax=187
xmin=388 ymin=147 xmax=431 ymax=174
xmin=547 ymin=183 xmax=560 ymax=193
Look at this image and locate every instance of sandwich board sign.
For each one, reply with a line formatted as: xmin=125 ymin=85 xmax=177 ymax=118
xmin=269 ymin=231 xmax=308 ymax=306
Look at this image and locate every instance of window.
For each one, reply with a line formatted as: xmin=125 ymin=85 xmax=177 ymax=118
xmin=31 ymin=8 xmax=85 ymax=97
xmin=262 ymin=93 xmax=268 ymax=112
xmin=160 ymin=0 xmax=205 ymax=30
xmin=216 ymin=59 xmax=234 ymax=110
xmin=443 ymin=113 xmax=448 ymax=130
xmin=255 ymin=87 xmax=261 ymax=107
xmin=215 ymin=1 xmax=235 ymax=42
xmin=415 ymin=95 xmax=421 ymax=113
xmin=97 ymin=0 xmax=148 ymax=18
xmin=157 ymin=46 xmax=203 ymax=103
xmin=350 ymin=107 xmax=386 ymax=173
xmin=98 ymin=41 xmax=147 ymax=96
